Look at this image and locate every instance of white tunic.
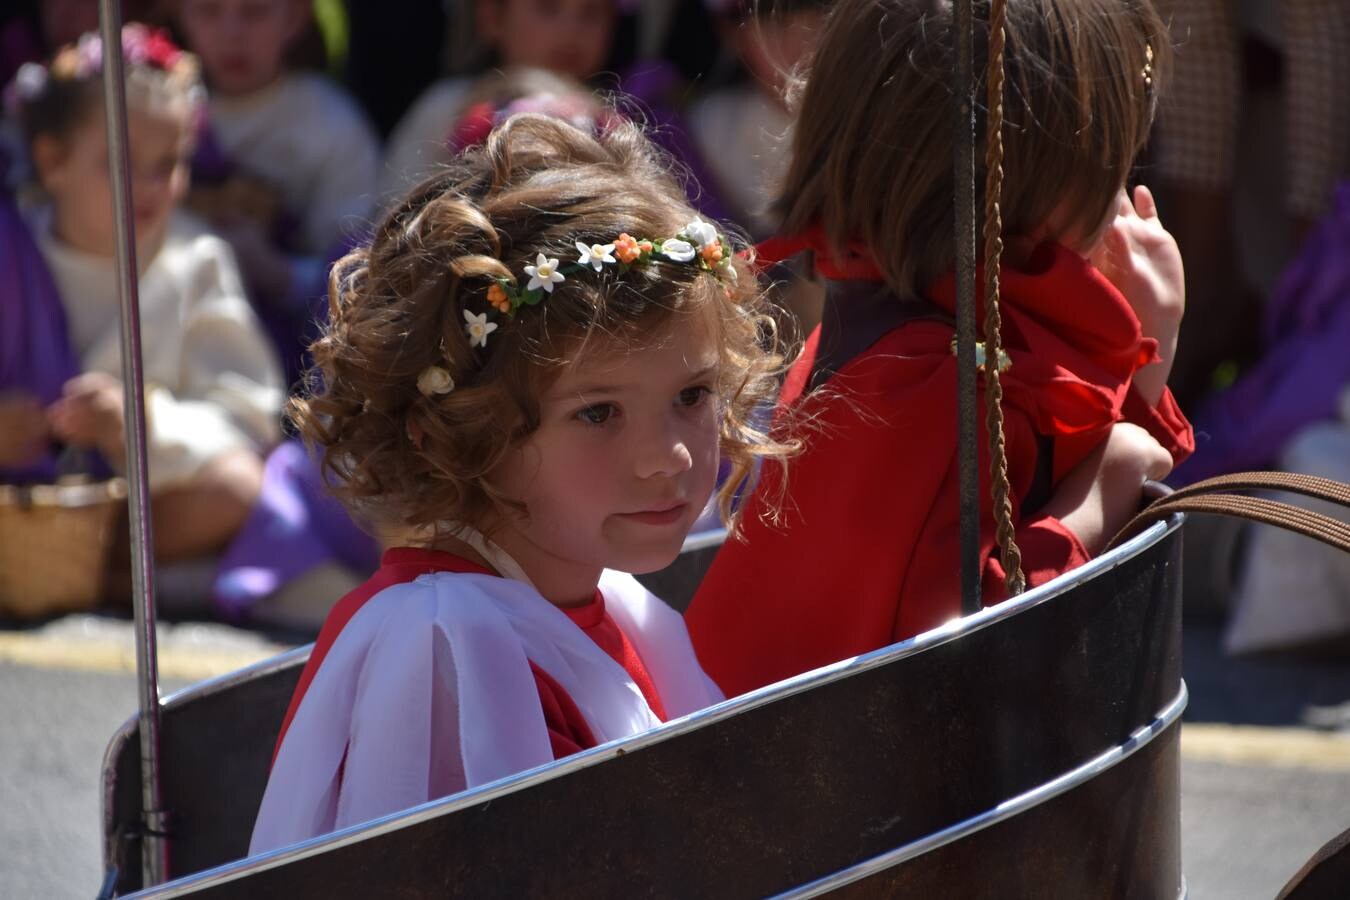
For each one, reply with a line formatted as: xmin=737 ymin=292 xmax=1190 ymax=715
xmin=207 ymin=73 xmax=381 ymax=255
xmin=378 ymin=78 xmax=471 ymax=206
xmin=36 ymin=210 xmax=284 ymax=489
xmin=250 ymin=568 xmax=723 ymax=856
xmin=687 ymin=85 xmax=793 ymax=239
xmin=1226 ymin=387 xmax=1350 ymax=654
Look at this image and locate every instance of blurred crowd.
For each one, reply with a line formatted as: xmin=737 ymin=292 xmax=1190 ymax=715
xmin=0 ymin=0 xmax=1347 ymax=654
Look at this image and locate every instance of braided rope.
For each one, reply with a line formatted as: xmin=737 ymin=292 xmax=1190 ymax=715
xmin=981 ymin=0 xmax=1026 ymax=596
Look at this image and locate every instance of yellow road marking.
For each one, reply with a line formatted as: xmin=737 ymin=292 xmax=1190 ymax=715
xmin=4 ymin=631 xmax=1350 ymax=771
xmin=1182 ymin=724 xmax=1350 ymax=772
xmin=0 ymin=632 xmax=290 ymax=682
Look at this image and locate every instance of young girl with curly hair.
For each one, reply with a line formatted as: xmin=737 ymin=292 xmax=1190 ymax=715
xmin=250 ymin=113 xmax=794 ymax=852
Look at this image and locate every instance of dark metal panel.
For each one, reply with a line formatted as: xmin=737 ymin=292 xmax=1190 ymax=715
xmin=113 ymin=523 xmax=1181 ymax=897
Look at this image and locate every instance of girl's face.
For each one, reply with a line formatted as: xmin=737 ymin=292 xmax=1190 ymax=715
xmin=486 ymin=308 xmax=722 ymax=604
xmin=36 ymin=103 xmax=193 ymax=257
xmin=178 ymin=0 xmax=306 ymax=96
xmin=479 ymin=0 xmax=616 ymax=80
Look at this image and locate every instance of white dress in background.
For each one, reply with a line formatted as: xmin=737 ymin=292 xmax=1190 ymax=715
xmin=36 ymin=209 xmax=284 ymax=490
xmin=207 ymin=72 xmax=382 ymax=255
xmin=687 ymin=84 xmax=793 ymax=239
xmin=1227 ymin=387 xmax=1350 ymax=654
xmin=378 ymin=77 xmax=472 ymax=206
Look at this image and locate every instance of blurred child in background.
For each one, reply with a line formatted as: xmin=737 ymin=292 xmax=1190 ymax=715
xmin=2 ymin=25 xmax=282 ymax=575
xmin=688 ymin=0 xmax=826 ymax=241
xmin=381 ymin=0 xmax=619 ymax=201
xmin=177 ymin=0 xmax=380 ymax=384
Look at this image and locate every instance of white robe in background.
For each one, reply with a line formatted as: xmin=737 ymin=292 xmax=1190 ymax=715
xmin=36 ymin=209 xmax=284 ymax=489
xmin=207 ymin=73 xmax=381 ymax=255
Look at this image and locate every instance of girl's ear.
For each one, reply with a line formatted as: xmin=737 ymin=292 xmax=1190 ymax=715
xmin=31 ymin=135 xmax=70 ymax=192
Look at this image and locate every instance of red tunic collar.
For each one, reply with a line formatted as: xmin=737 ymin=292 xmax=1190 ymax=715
xmin=766 ymin=229 xmax=1160 ymax=442
xmin=273 ymin=548 xmax=497 ymax=763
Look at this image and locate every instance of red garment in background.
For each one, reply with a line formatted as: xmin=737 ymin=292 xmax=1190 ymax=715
xmin=685 ymin=243 xmax=1193 ymax=697
xmin=273 ymin=547 xmax=666 ymax=765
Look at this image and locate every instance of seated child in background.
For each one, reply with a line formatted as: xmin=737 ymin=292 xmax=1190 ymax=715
xmin=176 ymin=0 xmax=381 ymax=383
xmin=250 ymin=114 xmax=793 ymax=851
xmin=689 ymin=0 xmax=827 ymax=241
xmin=685 ymin=0 xmax=1195 ymax=697
xmin=689 ymin=0 xmax=830 ymax=338
xmin=2 ymin=25 xmax=283 ymax=566
xmin=380 ymin=0 xmax=619 ymax=201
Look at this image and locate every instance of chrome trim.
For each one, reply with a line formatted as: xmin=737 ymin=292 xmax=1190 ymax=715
xmin=158 ymin=646 xmax=312 ymax=709
xmin=99 ymin=715 xmax=137 ymax=878
xmin=771 ymin=683 xmax=1189 ymax=899
xmin=100 ymin=647 xmax=311 ymax=879
xmin=127 ymin=516 xmax=1180 ymax=897
xmin=680 ymin=527 xmax=727 ymax=554
xmin=98 ymin=0 xmax=167 ymax=884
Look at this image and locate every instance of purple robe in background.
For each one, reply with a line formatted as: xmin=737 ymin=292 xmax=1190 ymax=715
xmin=213 ymin=439 xmax=379 ymax=621
xmin=0 ymin=193 xmax=85 ymax=484
xmin=618 ymin=62 xmax=736 ymax=226
xmin=1173 ymin=183 xmax=1350 ymax=485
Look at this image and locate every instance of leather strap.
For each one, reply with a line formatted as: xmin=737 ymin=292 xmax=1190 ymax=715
xmin=1109 ymin=471 xmax=1350 ymax=553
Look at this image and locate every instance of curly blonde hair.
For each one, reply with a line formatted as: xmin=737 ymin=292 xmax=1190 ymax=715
xmin=292 ymin=114 xmax=795 ymax=538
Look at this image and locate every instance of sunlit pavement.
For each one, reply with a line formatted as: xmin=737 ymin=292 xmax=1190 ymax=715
xmin=1 ymin=613 xmax=1347 ymax=899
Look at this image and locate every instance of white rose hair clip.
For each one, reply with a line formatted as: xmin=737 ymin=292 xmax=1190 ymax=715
xmin=466 ymin=219 xmax=738 ymax=349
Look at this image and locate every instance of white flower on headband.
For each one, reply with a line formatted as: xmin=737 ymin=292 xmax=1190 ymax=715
xmin=464 ymin=309 xmax=498 ymax=348
xmin=717 ymin=259 xmax=739 ymax=284
xmin=684 ymin=218 xmax=719 ymax=250
xmin=417 ymin=366 xmax=455 ymax=397
xmin=13 ymin=63 xmax=48 ymax=101
xmin=524 ymin=253 xmax=565 ymax=293
xmin=575 ymin=241 xmax=616 ymax=272
xmin=660 ymin=239 xmax=696 ymax=263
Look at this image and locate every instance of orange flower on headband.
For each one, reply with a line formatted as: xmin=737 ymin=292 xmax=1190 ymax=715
xmin=486 ymin=283 xmax=511 ymax=313
xmin=614 ymin=233 xmax=642 ymax=263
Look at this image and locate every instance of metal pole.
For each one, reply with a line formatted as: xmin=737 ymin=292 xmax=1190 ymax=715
xmin=97 ymin=0 xmax=169 ymax=886
xmin=953 ymin=0 xmax=982 ymax=615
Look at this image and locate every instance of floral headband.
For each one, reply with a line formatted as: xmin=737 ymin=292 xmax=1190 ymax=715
xmin=418 ymin=218 xmax=737 ymax=397
xmin=8 ymin=25 xmax=194 ymax=108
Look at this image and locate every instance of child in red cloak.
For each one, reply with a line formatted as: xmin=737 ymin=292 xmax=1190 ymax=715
xmin=685 ymin=0 xmax=1195 ymax=697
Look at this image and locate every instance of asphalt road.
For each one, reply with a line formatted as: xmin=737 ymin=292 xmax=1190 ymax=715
xmin=1 ymin=618 xmax=1347 ymax=899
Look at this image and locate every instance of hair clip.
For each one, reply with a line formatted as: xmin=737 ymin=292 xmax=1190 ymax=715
xmin=417 ymin=365 xmax=456 ymax=397
xmin=1142 ymin=43 xmax=1155 ymax=98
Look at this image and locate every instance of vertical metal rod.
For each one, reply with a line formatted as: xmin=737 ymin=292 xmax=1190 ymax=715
xmin=953 ymin=0 xmax=982 ymax=615
xmin=97 ymin=0 xmax=169 ymax=886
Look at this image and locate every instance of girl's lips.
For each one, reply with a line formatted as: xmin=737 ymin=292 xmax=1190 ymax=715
xmin=616 ymin=503 xmax=688 ymax=526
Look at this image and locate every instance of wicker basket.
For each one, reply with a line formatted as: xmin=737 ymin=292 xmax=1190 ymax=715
xmin=0 ymin=477 xmax=128 ymax=619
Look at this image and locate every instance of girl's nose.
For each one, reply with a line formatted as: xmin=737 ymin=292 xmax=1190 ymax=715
xmin=635 ymin=423 xmax=694 ymax=480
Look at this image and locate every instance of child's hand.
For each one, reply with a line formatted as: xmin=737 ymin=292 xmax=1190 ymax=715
xmin=1043 ymin=422 xmax=1173 ymax=555
xmin=48 ymin=373 xmax=127 ymax=469
xmin=0 ymin=391 xmax=50 ymax=467
xmin=1089 ymin=185 xmax=1184 ymax=407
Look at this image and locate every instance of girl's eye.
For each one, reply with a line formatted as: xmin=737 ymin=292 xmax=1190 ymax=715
xmin=575 ymin=403 xmax=616 ymax=425
xmin=677 ymin=386 xmax=712 ymax=408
